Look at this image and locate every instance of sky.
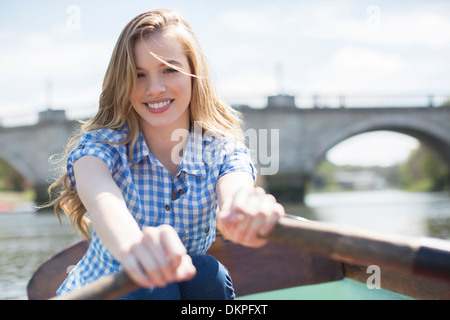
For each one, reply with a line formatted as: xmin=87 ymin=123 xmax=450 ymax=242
xmin=1 ymin=0 xmax=449 ymax=166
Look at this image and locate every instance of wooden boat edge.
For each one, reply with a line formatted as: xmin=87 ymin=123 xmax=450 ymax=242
xmin=27 ymin=240 xmax=89 ymax=300
xmin=27 ymin=234 xmax=450 ymax=300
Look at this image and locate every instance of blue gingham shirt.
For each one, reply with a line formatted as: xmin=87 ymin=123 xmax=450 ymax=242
xmin=57 ymin=123 xmax=255 ymax=295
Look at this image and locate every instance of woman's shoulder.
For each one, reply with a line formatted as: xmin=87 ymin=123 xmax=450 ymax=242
xmin=80 ymin=124 xmax=129 ymax=144
xmin=68 ymin=125 xmax=130 ymax=178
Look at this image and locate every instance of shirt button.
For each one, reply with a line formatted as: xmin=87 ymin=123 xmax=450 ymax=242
xmin=178 ymin=189 xmax=184 ymax=195
xmin=204 ymin=227 xmax=210 ymax=234
xmin=165 ymin=204 xmax=171 ymax=211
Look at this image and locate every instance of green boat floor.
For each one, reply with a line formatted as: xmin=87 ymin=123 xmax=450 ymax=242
xmin=237 ymin=278 xmax=414 ymax=300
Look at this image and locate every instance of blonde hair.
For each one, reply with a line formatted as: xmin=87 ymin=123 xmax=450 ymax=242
xmin=48 ymin=9 xmax=244 ymax=238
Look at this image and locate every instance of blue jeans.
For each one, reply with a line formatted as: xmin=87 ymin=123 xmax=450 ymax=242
xmin=119 ymin=254 xmax=235 ymax=300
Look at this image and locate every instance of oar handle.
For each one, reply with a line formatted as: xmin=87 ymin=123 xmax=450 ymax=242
xmin=53 ymin=215 xmax=450 ymax=300
xmin=51 ymin=268 xmax=136 ymax=300
xmin=266 ymin=215 xmax=450 ymax=280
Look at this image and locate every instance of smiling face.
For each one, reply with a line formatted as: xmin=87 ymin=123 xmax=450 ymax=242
xmin=130 ymin=28 xmax=192 ymax=135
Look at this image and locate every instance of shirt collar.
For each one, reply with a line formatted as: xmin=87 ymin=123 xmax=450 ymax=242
xmin=131 ymin=125 xmax=207 ymax=178
xmin=130 ymin=127 xmax=152 ymax=165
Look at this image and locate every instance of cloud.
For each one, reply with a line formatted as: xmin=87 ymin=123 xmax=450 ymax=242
xmin=331 ymin=47 xmax=406 ymax=75
xmin=219 ymin=71 xmax=277 ymax=98
xmin=1 ymin=0 xmax=450 ymax=118
xmin=220 ymin=10 xmax=272 ymax=35
xmin=294 ymin=2 xmax=450 ymax=48
xmin=304 ymin=46 xmax=407 ymax=93
xmin=0 ymin=30 xmax=109 ymax=78
xmin=372 ymin=10 xmax=450 ymax=48
xmin=209 ymin=1 xmax=450 ymax=97
xmin=0 ymin=28 xmax=110 ymax=116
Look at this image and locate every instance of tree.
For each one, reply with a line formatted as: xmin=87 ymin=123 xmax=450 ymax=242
xmin=0 ymin=159 xmax=26 ymax=191
xmin=400 ymin=145 xmax=449 ymax=191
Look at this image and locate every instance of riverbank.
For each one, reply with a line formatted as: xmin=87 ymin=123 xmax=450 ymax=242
xmin=0 ymin=190 xmax=36 ymax=213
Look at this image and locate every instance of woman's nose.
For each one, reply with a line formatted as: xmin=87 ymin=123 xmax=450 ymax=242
xmin=145 ymin=76 xmax=166 ymax=96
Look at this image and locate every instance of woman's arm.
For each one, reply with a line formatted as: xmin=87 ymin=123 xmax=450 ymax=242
xmin=73 ymin=156 xmax=196 ymax=288
xmin=216 ymin=172 xmax=285 ymax=248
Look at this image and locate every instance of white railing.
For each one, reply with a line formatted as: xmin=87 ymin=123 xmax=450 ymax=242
xmin=227 ymin=94 xmax=450 ymax=109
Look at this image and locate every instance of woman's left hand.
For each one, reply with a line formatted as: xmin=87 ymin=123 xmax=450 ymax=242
xmin=217 ymin=187 xmax=285 ymax=248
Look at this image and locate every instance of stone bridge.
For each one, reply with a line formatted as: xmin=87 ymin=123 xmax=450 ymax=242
xmin=0 ymin=110 xmax=79 ymax=204
xmin=1 ymin=95 xmax=449 ymax=204
xmin=240 ymin=95 xmax=450 ymax=201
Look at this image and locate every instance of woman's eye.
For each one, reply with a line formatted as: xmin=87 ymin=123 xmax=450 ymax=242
xmin=137 ymin=73 xmax=145 ymax=78
xmin=164 ymin=68 xmax=178 ymax=74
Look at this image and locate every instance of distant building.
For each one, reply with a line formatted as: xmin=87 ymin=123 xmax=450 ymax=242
xmin=334 ymin=171 xmax=387 ymax=190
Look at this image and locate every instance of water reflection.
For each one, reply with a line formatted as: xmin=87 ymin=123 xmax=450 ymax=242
xmin=284 ymin=190 xmax=450 ymax=240
xmin=0 ymin=211 xmax=79 ymax=300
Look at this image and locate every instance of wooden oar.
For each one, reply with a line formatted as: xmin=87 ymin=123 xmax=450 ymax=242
xmin=52 ymin=215 xmax=450 ymax=300
xmin=267 ymin=215 xmax=450 ymax=280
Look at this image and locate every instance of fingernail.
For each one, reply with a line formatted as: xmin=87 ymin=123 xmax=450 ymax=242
xmin=259 ymin=225 xmax=271 ymax=237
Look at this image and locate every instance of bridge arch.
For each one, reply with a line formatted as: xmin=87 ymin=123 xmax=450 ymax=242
xmin=0 ymin=145 xmax=37 ymax=186
xmin=241 ymin=105 xmax=450 ymax=202
xmin=0 ymin=156 xmax=30 ymax=192
xmin=0 ymin=113 xmax=80 ymax=204
xmin=312 ymin=112 xmax=450 ymax=171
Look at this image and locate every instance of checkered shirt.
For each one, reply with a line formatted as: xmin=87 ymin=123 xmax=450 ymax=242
xmin=57 ymin=123 xmax=255 ymax=295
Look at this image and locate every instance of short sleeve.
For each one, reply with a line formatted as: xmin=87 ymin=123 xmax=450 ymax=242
xmin=67 ymin=131 xmax=119 ymax=191
xmin=218 ymin=140 xmax=257 ymax=180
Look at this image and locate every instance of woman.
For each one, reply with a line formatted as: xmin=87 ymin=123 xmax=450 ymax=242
xmin=49 ymin=9 xmax=284 ymax=299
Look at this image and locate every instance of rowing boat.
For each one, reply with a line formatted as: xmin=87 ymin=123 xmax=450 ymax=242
xmin=27 ymin=215 xmax=450 ymax=300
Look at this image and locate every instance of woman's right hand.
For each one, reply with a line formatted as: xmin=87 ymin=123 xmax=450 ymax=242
xmin=119 ymin=224 xmax=196 ymax=288
xmin=73 ymin=157 xmax=196 ymax=288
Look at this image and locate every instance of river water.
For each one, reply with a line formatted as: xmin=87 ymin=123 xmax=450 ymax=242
xmin=1 ymin=189 xmax=449 ymax=300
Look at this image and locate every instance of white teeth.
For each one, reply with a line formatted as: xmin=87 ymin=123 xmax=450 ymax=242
xmin=147 ymin=100 xmax=171 ymax=109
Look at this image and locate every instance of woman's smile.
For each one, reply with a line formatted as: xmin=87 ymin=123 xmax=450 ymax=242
xmin=145 ymin=99 xmax=174 ymax=113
